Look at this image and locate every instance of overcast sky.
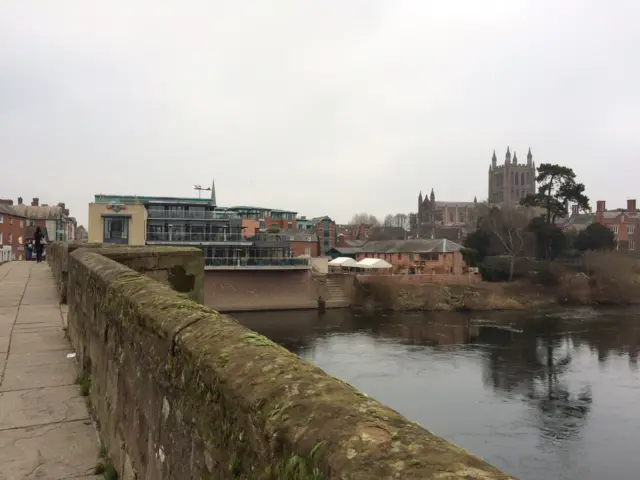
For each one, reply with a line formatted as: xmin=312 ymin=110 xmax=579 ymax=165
xmin=1 ymin=1 xmax=638 ymax=227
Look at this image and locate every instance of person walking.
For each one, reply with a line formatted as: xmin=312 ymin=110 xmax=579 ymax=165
xmin=34 ymin=226 xmax=44 ymax=263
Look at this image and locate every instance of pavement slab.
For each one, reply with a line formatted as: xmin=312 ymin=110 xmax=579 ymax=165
xmin=0 ymin=261 xmax=101 ymax=479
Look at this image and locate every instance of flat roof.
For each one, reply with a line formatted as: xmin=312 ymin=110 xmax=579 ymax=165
xmin=94 ymin=194 xmax=212 ymax=205
xmin=228 ymin=206 xmax=298 ymax=214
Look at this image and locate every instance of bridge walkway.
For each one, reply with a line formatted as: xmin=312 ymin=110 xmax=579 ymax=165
xmin=0 ymin=261 xmax=100 ymax=479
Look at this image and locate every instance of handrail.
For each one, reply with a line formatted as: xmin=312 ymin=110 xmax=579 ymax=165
xmin=146 ymin=232 xmax=244 ymax=242
xmin=204 ymin=257 xmax=310 ymax=267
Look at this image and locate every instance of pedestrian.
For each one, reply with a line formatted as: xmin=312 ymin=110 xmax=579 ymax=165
xmin=34 ymin=226 xmax=44 ymax=263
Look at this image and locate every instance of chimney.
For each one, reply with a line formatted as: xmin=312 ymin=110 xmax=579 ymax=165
xmin=628 ymin=199 xmax=636 ymax=215
xmin=31 ymin=197 xmax=39 ymax=206
xmin=17 ymin=197 xmax=23 ymax=204
xmin=58 ymin=202 xmax=65 ymax=209
xmin=571 ymin=205 xmax=579 ymax=216
xmin=596 ymin=200 xmax=605 ymax=212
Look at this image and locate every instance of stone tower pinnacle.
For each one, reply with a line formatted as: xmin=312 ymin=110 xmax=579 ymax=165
xmin=527 ymin=147 xmax=533 ymax=166
xmin=491 ymin=150 xmax=497 ymax=168
xmin=430 ymin=188 xmax=435 ymax=203
xmin=505 ymin=146 xmax=511 ymax=164
xmin=210 ymin=177 xmax=217 ymax=207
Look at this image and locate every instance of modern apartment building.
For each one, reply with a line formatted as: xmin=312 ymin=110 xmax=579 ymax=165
xmin=227 ymin=206 xmax=297 ymax=231
xmin=89 ymin=191 xmax=309 ymax=268
xmin=312 ymin=216 xmax=336 ymax=254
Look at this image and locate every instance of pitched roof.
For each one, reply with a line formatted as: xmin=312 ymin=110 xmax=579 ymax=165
xmin=280 ymin=229 xmax=318 ymax=242
xmin=0 ymin=204 xmax=26 ymax=218
xmin=358 ymin=239 xmax=462 ymax=254
xmin=13 ymin=204 xmax=64 ymax=220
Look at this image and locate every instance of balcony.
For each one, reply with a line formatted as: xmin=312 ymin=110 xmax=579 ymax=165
xmin=147 ymin=210 xmax=239 ymax=220
xmin=146 ymin=232 xmax=246 ymax=243
xmin=204 ymin=256 xmax=311 ymax=270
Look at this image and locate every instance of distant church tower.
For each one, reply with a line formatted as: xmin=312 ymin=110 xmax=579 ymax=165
xmin=487 ymin=147 xmax=536 ymax=205
xmin=210 ymin=177 xmax=217 ymax=207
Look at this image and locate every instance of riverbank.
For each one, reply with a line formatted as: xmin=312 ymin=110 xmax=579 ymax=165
xmin=353 ymin=252 xmax=640 ymax=312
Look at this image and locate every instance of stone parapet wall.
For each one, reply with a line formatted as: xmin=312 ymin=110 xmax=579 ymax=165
xmin=47 ymin=242 xmax=204 ymax=304
xmin=58 ymin=244 xmax=513 ymax=479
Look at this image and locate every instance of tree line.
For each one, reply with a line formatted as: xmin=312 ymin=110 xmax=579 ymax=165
xmin=463 ymin=163 xmax=616 ymax=281
xmin=349 ymin=213 xmax=411 ymax=230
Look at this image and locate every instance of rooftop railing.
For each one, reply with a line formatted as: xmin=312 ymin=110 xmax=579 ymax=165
xmin=147 ymin=210 xmax=239 ymax=220
xmin=146 ymin=232 xmax=245 ymax=243
xmin=204 ymin=257 xmax=311 ymax=267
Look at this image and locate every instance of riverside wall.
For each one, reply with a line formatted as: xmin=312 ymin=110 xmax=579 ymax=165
xmin=48 ymin=242 xmax=514 ymax=479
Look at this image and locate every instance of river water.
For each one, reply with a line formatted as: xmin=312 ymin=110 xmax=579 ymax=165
xmin=233 ymin=307 xmax=640 ymax=480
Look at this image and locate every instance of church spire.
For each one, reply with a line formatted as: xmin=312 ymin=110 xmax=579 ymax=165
xmin=210 ymin=177 xmax=217 ymax=206
xmin=430 ymin=188 xmax=435 ymax=203
xmin=527 ymin=147 xmax=533 ymax=166
xmin=491 ymin=150 xmax=497 ymax=168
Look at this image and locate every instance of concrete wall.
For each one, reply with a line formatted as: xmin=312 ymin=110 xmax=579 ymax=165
xmin=51 ymin=242 xmax=511 ymax=479
xmin=88 ymin=202 xmax=147 ymax=245
xmin=205 ymin=270 xmax=319 ymax=311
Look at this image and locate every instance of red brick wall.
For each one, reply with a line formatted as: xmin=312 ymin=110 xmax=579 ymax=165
xmin=266 ymin=217 xmax=297 ymax=231
xmin=357 ymin=273 xmax=480 ymax=285
xmin=0 ymin=210 xmax=27 ymax=260
xmin=355 ymin=251 xmax=465 ymax=274
xmin=290 ymin=241 xmax=318 ymax=257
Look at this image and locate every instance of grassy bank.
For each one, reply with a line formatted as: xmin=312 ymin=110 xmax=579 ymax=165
xmin=353 ymin=251 xmax=640 ymax=312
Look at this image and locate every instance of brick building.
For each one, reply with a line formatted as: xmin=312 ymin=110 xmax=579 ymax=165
xmin=312 ymin=216 xmax=336 ymax=255
xmin=594 ymin=199 xmax=640 ymax=252
xmin=227 ymin=206 xmax=297 ymax=232
xmin=0 ymin=200 xmax=27 ymax=261
xmin=281 ymin=230 xmax=319 ymax=257
xmin=355 ymin=239 xmax=466 ymax=274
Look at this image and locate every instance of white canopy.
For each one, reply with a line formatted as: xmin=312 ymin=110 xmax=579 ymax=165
xmin=328 ymin=257 xmax=358 ymax=268
xmin=356 ymin=258 xmax=393 ymax=269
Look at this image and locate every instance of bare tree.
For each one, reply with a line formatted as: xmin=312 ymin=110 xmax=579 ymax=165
xmin=349 ymin=213 xmax=380 ymax=225
xmin=383 ymin=214 xmax=395 ymax=226
xmin=482 ymin=206 xmax=532 ymax=281
xmin=393 ymin=213 xmax=410 ymax=230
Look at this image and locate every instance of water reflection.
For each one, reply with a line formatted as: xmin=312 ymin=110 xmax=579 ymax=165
xmin=234 ymin=307 xmax=640 ymax=480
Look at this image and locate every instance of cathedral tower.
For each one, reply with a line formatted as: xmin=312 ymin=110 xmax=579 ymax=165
xmin=487 ymin=147 xmax=536 ymax=205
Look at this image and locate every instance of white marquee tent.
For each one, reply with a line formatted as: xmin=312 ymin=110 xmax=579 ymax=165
xmin=328 ymin=256 xmax=359 ymax=272
xmin=356 ymin=258 xmax=393 ymax=270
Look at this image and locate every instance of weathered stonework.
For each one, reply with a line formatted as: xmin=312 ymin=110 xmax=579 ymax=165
xmin=52 ymin=242 xmax=514 ymax=479
xmin=47 ymin=242 xmax=203 ymax=304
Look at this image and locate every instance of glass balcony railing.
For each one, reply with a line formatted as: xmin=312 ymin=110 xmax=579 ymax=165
xmin=204 ymin=257 xmax=311 ymax=267
xmin=146 ymin=232 xmax=244 ymax=242
xmin=147 ymin=210 xmax=239 ymax=220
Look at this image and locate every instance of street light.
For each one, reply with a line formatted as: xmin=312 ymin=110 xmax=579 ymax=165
xmin=194 ymin=185 xmax=212 ymax=199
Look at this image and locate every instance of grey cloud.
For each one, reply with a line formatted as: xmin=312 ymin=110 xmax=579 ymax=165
xmin=1 ymin=0 xmax=639 ymax=226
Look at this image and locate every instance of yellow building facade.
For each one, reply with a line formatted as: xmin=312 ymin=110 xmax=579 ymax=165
xmin=87 ymin=202 xmax=147 ymax=246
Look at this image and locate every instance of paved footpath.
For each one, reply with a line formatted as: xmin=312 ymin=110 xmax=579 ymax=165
xmin=0 ymin=261 xmax=100 ymax=480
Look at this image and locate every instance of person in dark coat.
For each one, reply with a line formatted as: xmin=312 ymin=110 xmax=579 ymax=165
xmin=34 ymin=227 xmax=44 ymax=263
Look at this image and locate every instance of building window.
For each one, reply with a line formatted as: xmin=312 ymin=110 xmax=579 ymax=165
xmin=9 ymin=217 xmax=13 ymax=225
xmin=18 ymin=236 xmax=23 ymax=245
xmin=8 ymin=233 xmax=12 ymax=244
xmin=630 ymin=239 xmax=635 ymax=251
xmin=103 ymin=216 xmax=129 ymax=244
xmin=20 ymin=220 xmax=24 ymax=228
xmin=611 ymin=225 xmax=619 ymax=235
xmin=29 ymin=220 xmax=34 ymax=226
xmin=0 ymin=232 xmax=3 ymax=243
xmin=304 ymin=247 xmax=311 ymax=256
xmin=628 ymin=225 xmax=635 ymax=235
xmin=0 ymin=215 xmax=3 ymax=224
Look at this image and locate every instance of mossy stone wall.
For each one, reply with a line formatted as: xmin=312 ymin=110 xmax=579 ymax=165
xmin=64 ymin=246 xmax=514 ymax=479
xmin=48 ymin=242 xmax=203 ymax=304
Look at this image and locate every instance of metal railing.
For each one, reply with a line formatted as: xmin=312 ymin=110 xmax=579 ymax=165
xmin=204 ymin=257 xmax=311 ymax=267
xmin=147 ymin=210 xmax=239 ymax=220
xmin=146 ymin=232 xmax=244 ymax=243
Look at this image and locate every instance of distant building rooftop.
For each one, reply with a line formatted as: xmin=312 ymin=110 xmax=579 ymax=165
xmin=228 ymin=206 xmax=298 ymax=214
xmin=94 ymin=194 xmax=212 ymax=205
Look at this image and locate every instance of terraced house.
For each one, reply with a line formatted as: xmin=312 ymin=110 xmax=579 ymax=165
xmin=594 ymin=199 xmax=640 ymax=252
